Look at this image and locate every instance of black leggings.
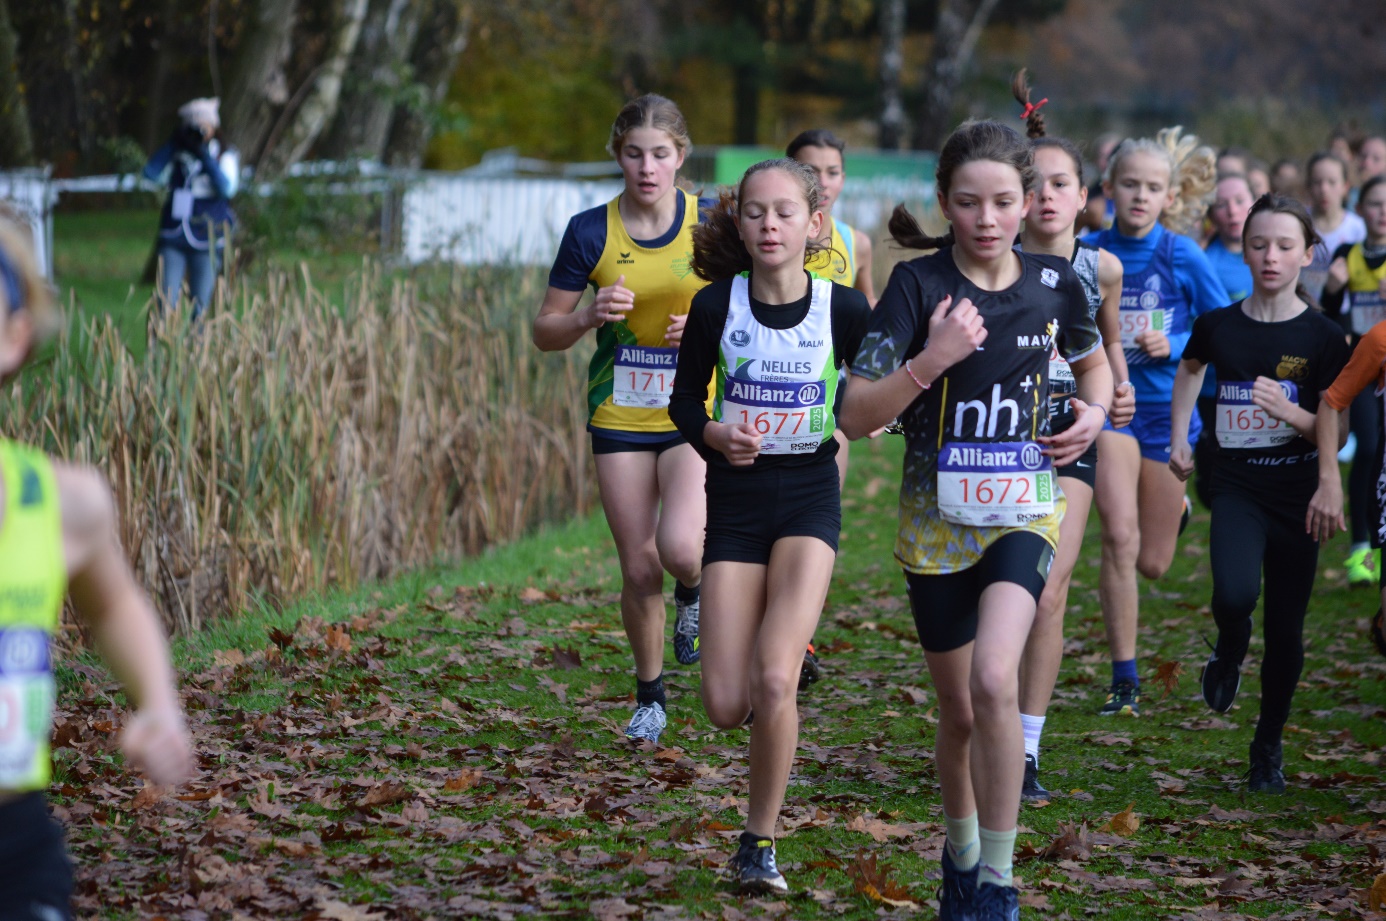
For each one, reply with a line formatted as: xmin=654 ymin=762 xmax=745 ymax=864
xmin=1208 ymin=480 xmax=1318 ymax=747
xmin=1347 ymin=386 xmax=1381 ymax=545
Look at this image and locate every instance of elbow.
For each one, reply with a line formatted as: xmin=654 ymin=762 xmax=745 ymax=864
xmin=837 ymin=408 xmax=870 ymax=441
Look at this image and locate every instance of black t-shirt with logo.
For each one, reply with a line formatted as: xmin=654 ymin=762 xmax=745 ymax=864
xmin=851 ymin=247 xmax=1102 ymax=573
xmin=1183 ymin=302 xmax=1350 ymax=483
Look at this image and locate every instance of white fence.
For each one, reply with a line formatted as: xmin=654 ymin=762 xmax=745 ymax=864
xmin=401 ymin=174 xmax=936 ymax=266
xmin=0 ymin=169 xmax=55 ymax=278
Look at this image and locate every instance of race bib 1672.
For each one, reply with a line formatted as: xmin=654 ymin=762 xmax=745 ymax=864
xmin=937 ymin=441 xmax=1055 ymax=526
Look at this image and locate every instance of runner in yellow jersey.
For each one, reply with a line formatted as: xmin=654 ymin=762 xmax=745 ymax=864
xmin=787 ymin=129 xmax=878 ymax=689
xmin=534 ymin=95 xmax=712 ymax=744
xmin=0 ymin=219 xmax=193 ymax=919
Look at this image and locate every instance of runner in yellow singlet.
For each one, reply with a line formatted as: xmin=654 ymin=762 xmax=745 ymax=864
xmin=0 ymin=219 xmax=193 ymax=919
xmin=534 ymin=95 xmax=711 ymax=744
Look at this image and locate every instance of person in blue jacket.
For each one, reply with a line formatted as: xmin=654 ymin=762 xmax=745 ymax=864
xmin=142 ymin=97 xmax=239 ymax=318
xmin=1084 ymin=127 xmax=1229 ymax=718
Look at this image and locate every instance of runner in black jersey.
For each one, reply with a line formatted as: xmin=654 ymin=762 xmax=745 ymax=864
xmin=669 ymin=159 xmax=869 ymax=894
xmin=1171 ymin=194 xmax=1349 ymax=794
xmin=842 ymin=120 xmax=1114 ymax=921
xmin=1011 ymin=72 xmax=1135 ymax=804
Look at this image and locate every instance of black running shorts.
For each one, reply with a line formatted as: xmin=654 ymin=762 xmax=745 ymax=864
xmin=703 ymin=460 xmax=841 ymax=565
xmin=0 ymin=794 xmax=73 ymax=921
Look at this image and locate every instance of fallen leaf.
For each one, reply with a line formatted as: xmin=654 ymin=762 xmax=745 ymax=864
xmin=844 ymin=850 xmax=918 ymax=908
xmin=318 ymin=898 xmax=387 ymax=921
xmin=1149 ymin=659 xmax=1184 ymax=698
xmin=213 ymin=648 xmax=245 ymax=668
xmin=1370 ymin=873 xmax=1386 ymax=912
xmin=443 ymin=769 xmax=483 ymax=793
xmin=845 ymin=814 xmax=916 ymax=842
xmin=1100 ymin=803 xmax=1140 ymax=837
xmin=325 ymin=624 xmax=352 ymax=654
xmin=358 ymin=780 xmax=411 ymax=807
xmin=1039 ymin=822 xmax=1091 ymax=861
xmin=552 ymin=645 xmax=582 ymax=670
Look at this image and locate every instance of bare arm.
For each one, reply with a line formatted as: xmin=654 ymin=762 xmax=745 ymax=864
xmin=1168 ymin=358 xmax=1207 ymax=480
xmin=838 ymin=294 xmax=987 ymax=439
xmin=533 ymin=274 xmax=637 ymax=352
xmin=853 ymin=229 xmax=876 ymax=306
xmin=60 ymin=466 xmax=193 ymax=785
xmin=1041 ymin=348 xmax=1114 ymax=466
xmin=1096 ymin=249 xmax=1134 ymax=426
xmin=1306 ymin=400 xmax=1348 ymax=541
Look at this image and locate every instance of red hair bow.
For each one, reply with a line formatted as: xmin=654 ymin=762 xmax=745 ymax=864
xmin=1021 ymin=98 xmax=1049 ymax=120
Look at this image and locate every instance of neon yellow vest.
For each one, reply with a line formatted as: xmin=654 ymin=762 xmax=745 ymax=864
xmin=586 ymin=190 xmax=709 ymax=432
xmin=804 ymin=218 xmax=857 ymax=287
xmin=1347 ymin=243 xmax=1386 ymax=336
xmin=0 ymin=441 xmax=65 ymax=792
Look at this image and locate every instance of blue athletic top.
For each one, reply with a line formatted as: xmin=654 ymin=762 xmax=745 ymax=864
xmin=548 ymin=193 xmax=717 ymax=292
xmin=1085 ymin=223 xmax=1229 ymax=404
xmin=142 ymin=138 xmax=238 ymax=250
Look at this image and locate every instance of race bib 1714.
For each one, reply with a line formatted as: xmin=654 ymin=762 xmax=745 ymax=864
xmin=613 ymin=345 xmax=677 ymax=408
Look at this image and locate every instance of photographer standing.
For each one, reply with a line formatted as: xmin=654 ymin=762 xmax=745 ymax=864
xmin=141 ymin=97 xmax=239 ymax=318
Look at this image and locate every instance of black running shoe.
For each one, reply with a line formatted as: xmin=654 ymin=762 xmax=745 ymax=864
xmin=729 ymin=833 xmax=787 ymax=893
xmin=972 ymin=883 xmax=1020 ymax=921
xmin=1098 ymin=679 xmax=1140 ymax=716
xmin=938 ymin=845 xmax=979 ymax=921
xmin=798 ymin=643 xmax=820 ymax=692
xmin=1021 ymin=753 xmax=1052 ymax=803
xmin=1247 ymin=740 xmax=1286 ymax=794
xmin=1201 ymin=619 xmax=1250 ymax=713
xmin=1178 ymin=494 xmax=1192 ymax=536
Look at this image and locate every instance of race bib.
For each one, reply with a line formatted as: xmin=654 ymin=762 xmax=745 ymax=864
xmin=0 ymin=627 xmax=54 ymax=789
xmin=1351 ymin=291 xmax=1386 ymax=337
xmin=937 ymin=441 xmax=1055 ymax=526
xmin=613 ymin=345 xmax=677 ymax=408
xmin=1119 ymin=289 xmax=1167 ymax=349
xmin=1215 ymin=380 xmax=1297 ymax=449
xmin=722 ymin=378 xmax=828 ymax=455
xmin=1048 ymin=346 xmax=1076 ymax=417
xmin=171 ymin=188 xmax=194 ymax=220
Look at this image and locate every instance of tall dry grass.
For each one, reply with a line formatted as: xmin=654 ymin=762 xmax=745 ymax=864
xmin=2 ymin=261 xmax=593 ymax=633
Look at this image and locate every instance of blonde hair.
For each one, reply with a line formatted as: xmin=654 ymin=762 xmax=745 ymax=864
xmin=606 ymin=94 xmax=692 ymax=158
xmin=0 ymin=216 xmax=58 ymax=342
xmin=1105 ymin=126 xmax=1216 ymax=237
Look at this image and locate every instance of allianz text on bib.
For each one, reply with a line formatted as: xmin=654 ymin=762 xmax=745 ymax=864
xmin=937 ymin=441 xmax=1055 ymax=526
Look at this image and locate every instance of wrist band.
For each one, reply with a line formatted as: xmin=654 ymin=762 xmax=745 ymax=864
xmin=1091 ymin=402 xmax=1108 ymax=419
xmin=898 ymin=360 xmax=931 ymax=387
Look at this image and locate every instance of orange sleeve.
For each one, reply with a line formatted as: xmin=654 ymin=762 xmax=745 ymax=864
xmin=1324 ymin=324 xmax=1386 ymax=411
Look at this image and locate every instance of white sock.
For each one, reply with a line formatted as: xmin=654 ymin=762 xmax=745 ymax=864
xmin=1021 ymin=713 xmax=1046 ymax=762
xmin=978 ymin=826 xmax=1017 ymax=887
xmin=944 ymin=810 xmax=979 ymax=871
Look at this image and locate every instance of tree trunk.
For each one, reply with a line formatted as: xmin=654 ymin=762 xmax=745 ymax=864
xmin=257 ymin=0 xmax=369 ymax=178
xmin=877 ymin=0 xmax=906 ymax=151
xmin=57 ymin=0 xmax=98 ymax=168
xmin=911 ymin=0 xmax=1000 ymax=152
xmin=0 ymin=0 xmax=33 ymax=167
xmin=222 ymin=0 xmax=301 ymax=164
xmin=383 ymin=0 xmax=473 ymax=170
xmin=141 ymin=0 xmax=182 ymax=153
xmin=318 ymin=0 xmax=422 ymax=162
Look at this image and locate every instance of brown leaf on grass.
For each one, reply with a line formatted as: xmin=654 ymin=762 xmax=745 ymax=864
xmin=1100 ymin=803 xmax=1140 ymax=837
xmin=845 ymin=814 xmax=917 ymax=842
xmin=844 ymin=850 xmax=918 ymax=908
xmin=443 ymin=769 xmax=483 ymax=793
xmin=519 ymin=586 xmax=556 ymax=604
xmin=358 ymin=780 xmax=411 ymax=807
xmin=213 ymin=648 xmax=245 ymax=668
xmin=1039 ymin=822 xmax=1092 ymax=861
xmin=129 ymin=784 xmax=165 ymax=811
xmin=400 ymin=801 xmax=429 ymax=823
xmin=590 ymin=898 xmax=640 ymax=920
xmin=324 ymin=624 xmax=352 ymax=654
xmin=552 ymin=645 xmax=582 ymax=670
xmin=1149 ymin=659 xmax=1184 ymax=699
xmin=1370 ymin=873 xmax=1386 ymax=912
xmin=317 ymin=899 xmax=388 ymax=921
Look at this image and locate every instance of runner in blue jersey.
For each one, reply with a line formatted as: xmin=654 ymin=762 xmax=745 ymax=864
xmin=1084 ymin=128 xmax=1229 ymax=717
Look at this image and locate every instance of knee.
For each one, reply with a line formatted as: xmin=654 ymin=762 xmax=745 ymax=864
xmin=969 ymin=662 xmax=1017 ymax=717
xmin=934 ymin=689 xmax=975 ymax=740
xmin=1136 ymin=546 xmax=1173 ymax=581
xmin=656 ymin=537 xmax=701 ymax=586
xmin=749 ymin=664 xmax=798 ymax=715
xmin=703 ymin=687 xmax=750 ymax=730
xmin=1102 ymin=520 xmax=1140 ymax=564
xmin=620 ymin=552 xmax=665 ymax=596
xmin=1211 ymin=587 xmax=1259 ymax=621
xmin=1034 ymin=579 xmax=1069 ymax=631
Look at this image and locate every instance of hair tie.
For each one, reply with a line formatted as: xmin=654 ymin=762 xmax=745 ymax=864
xmin=1021 ymin=98 xmax=1049 ymax=121
xmin=0 ymin=245 xmax=24 ymax=315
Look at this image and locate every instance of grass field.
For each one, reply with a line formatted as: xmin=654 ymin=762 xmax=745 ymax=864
xmin=50 ymin=433 xmax=1386 ymax=919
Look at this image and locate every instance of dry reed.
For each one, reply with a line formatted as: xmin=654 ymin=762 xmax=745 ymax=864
xmin=1 ymin=261 xmax=593 ymax=633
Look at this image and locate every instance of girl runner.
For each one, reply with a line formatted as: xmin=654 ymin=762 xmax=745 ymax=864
xmin=841 ymin=120 xmax=1112 ymax=920
xmin=1171 ymin=194 xmax=1349 ymax=794
xmin=533 ymin=95 xmax=708 ymax=744
xmin=1191 ymin=172 xmax=1257 ymax=509
xmin=786 ymin=128 xmax=878 ymax=688
xmin=1321 ymin=174 xmax=1385 ymax=587
xmin=1010 ymin=73 xmax=1134 ymax=804
xmin=668 ymin=158 xmax=869 ymax=892
xmin=1302 ymin=153 xmax=1366 ymax=305
xmin=1085 ymin=127 xmax=1228 ymax=716
xmin=0 ymin=218 xmax=194 ymax=918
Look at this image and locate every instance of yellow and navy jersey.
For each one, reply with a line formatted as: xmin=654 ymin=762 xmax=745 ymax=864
xmin=0 ymin=440 xmax=66 ymax=792
xmin=851 ymin=249 xmax=1102 ymax=575
xmin=804 ymin=218 xmax=858 ymax=287
xmin=548 ymin=190 xmax=712 ymax=435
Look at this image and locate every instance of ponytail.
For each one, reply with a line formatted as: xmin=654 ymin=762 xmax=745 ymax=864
xmin=691 ymin=189 xmax=753 ymax=282
xmin=888 ymin=203 xmax=954 ymax=251
xmin=1011 ymin=69 xmax=1047 ymax=140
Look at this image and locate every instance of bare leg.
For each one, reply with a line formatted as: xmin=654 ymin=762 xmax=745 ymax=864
xmin=655 ymin=443 xmax=706 ymax=589
xmin=968 ymin=583 xmax=1039 ymax=830
xmin=1135 ymin=456 xmax=1187 ymax=580
xmin=595 ymin=451 xmax=666 ymax=681
xmin=1095 ymin=432 xmax=1142 ymax=663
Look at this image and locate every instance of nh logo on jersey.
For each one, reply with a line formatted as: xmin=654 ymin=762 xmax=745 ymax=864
xmin=1040 ymin=267 xmax=1060 ymax=288
xmin=730 ymin=329 xmax=750 ymax=347
xmin=617 ymin=251 xmax=635 ymax=265
xmin=953 ymin=383 xmax=1020 ymax=438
